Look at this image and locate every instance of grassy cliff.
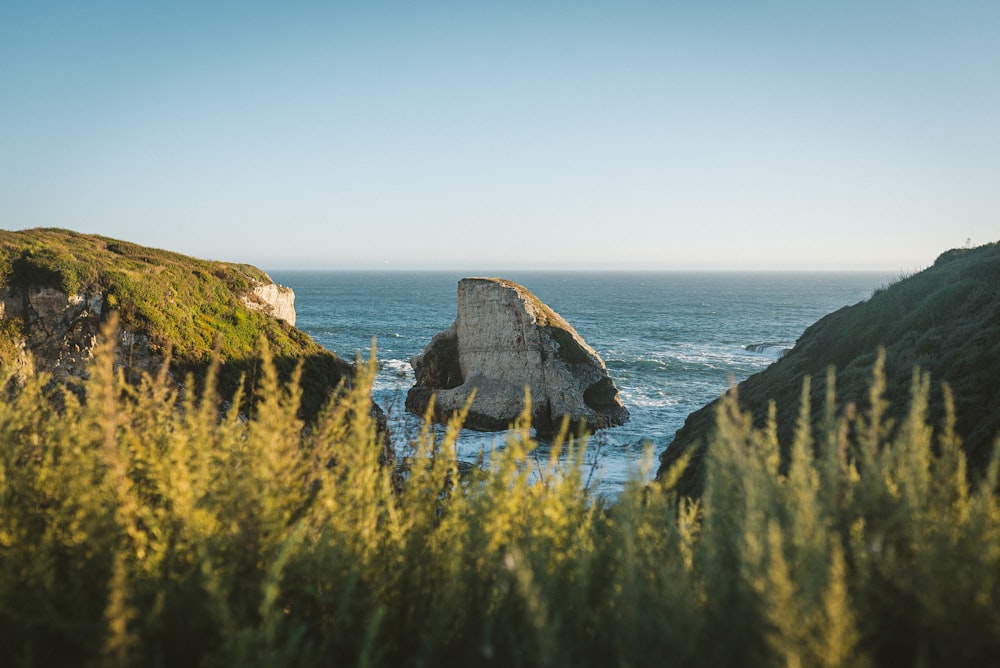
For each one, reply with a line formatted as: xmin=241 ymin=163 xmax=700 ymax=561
xmin=0 ymin=228 xmax=351 ymax=418
xmin=658 ymin=240 xmax=1000 ymax=496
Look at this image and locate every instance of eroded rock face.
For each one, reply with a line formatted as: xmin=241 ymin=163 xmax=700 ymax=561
xmin=0 ymin=285 xmax=162 ymax=384
xmin=406 ymin=277 xmax=629 ymax=435
xmin=242 ymin=282 xmax=296 ymax=326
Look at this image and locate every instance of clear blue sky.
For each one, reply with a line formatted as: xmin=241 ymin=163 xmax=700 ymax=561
xmin=2 ymin=1 xmax=997 ymax=271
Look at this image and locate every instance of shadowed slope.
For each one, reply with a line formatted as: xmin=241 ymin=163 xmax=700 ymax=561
xmin=658 ymin=241 xmax=1000 ymax=497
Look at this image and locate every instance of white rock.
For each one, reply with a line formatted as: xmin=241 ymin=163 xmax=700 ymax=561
xmin=406 ymin=277 xmax=629 ymax=435
xmin=242 ymin=282 xmax=296 ymax=326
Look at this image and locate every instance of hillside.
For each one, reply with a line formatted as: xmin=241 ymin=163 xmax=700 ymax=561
xmin=0 ymin=228 xmax=351 ymax=418
xmin=657 ymin=241 xmax=1000 ymax=496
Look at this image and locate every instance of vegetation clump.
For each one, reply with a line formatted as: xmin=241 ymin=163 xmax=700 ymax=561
xmin=0 ymin=321 xmax=997 ymax=666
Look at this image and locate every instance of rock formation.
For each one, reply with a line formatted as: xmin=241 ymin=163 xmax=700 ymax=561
xmin=406 ymin=277 xmax=629 ymax=435
xmin=0 ymin=285 xmax=116 ymax=383
xmin=242 ymin=282 xmax=296 ymax=326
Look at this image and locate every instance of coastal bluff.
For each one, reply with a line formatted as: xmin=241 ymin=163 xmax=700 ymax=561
xmin=0 ymin=228 xmax=350 ymax=420
xmin=406 ymin=277 xmax=629 ymax=435
xmin=657 ymin=241 xmax=1000 ymax=498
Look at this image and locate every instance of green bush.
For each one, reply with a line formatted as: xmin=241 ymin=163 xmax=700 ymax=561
xmin=10 ymin=248 xmax=93 ymax=294
xmin=0 ymin=326 xmax=998 ymax=666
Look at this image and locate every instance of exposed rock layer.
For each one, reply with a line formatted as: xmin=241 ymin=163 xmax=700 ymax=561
xmin=406 ymin=277 xmax=629 ymax=435
xmin=1 ymin=285 xmax=114 ymax=383
xmin=242 ymin=282 xmax=296 ymax=326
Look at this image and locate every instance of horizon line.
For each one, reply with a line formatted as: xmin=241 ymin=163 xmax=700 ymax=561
xmin=263 ymin=266 xmax=904 ymax=274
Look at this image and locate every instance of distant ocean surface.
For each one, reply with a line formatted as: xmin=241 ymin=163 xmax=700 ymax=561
xmin=269 ymin=271 xmax=890 ymax=497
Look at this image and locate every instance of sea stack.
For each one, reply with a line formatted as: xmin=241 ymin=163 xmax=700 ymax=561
xmin=406 ymin=277 xmax=630 ymax=436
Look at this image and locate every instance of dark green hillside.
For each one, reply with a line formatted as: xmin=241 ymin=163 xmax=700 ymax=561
xmin=658 ymin=240 xmax=1000 ymax=496
xmin=0 ymin=228 xmax=351 ymax=418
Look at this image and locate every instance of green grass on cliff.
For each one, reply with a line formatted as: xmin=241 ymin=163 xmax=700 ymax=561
xmin=660 ymin=241 xmax=1000 ymax=494
xmin=1 ymin=323 xmax=998 ymax=667
xmin=0 ymin=228 xmax=298 ymax=361
xmin=0 ymin=228 xmax=349 ymax=417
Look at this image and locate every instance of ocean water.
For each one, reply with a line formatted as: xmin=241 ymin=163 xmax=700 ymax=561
xmin=270 ymin=271 xmax=889 ymax=497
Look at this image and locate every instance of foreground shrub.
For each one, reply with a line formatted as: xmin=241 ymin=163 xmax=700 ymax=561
xmin=0 ymin=327 xmax=997 ymax=666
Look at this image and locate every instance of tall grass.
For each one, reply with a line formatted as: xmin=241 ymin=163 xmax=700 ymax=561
xmin=1 ymin=323 xmax=998 ymax=666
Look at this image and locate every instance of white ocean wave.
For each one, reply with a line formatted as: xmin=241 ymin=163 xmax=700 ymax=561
xmin=744 ymin=341 xmax=793 ymax=359
xmin=381 ymin=358 xmax=413 ymax=377
xmin=619 ymin=389 xmax=681 ymax=409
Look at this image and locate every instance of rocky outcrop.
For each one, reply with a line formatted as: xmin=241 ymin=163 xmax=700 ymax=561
xmin=242 ymin=282 xmax=296 ymax=326
xmin=406 ymin=277 xmax=629 ymax=435
xmin=0 ymin=285 xmax=163 ymax=384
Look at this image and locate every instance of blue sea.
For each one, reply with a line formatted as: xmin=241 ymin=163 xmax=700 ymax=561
xmin=270 ymin=271 xmax=889 ymax=497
